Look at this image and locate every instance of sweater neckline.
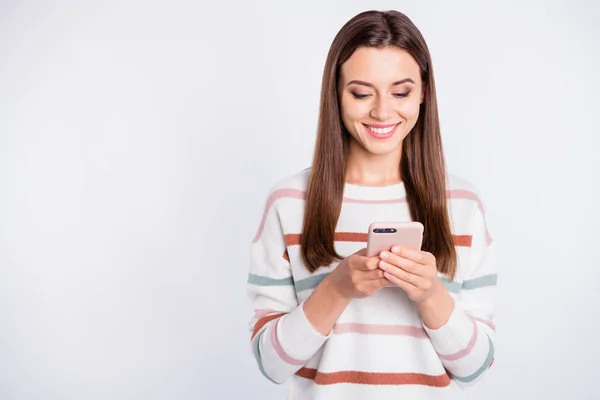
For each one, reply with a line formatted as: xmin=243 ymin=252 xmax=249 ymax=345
xmin=343 ymin=181 xmax=406 ymax=201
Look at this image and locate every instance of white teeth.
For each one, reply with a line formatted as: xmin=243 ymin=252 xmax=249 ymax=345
xmin=369 ymin=125 xmax=395 ymax=134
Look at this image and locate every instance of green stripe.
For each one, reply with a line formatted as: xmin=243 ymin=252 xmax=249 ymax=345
xmin=442 ymin=274 xmax=498 ymax=293
xmin=248 ymin=273 xmax=294 ymax=287
xmin=248 ymin=272 xmax=496 ymax=293
xmin=251 ymin=328 xmax=278 ymax=384
xmin=440 ymin=277 xmax=462 ymax=294
xmin=295 ymin=273 xmax=328 ymax=292
xmin=451 ymin=336 xmax=495 ymax=383
xmin=462 ymin=274 xmax=497 ymax=290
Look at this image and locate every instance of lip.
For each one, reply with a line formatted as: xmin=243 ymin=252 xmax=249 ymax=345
xmin=365 ymin=123 xmax=398 ymax=129
xmin=363 ymin=122 xmax=401 ymax=140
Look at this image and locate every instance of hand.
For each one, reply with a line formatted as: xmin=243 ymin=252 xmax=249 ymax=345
xmin=328 ymin=248 xmax=388 ymax=300
xmin=377 ymin=246 xmax=442 ymax=303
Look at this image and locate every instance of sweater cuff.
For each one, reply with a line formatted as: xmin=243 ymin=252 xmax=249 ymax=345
xmin=422 ymin=302 xmax=475 ymax=354
xmin=277 ymin=300 xmax=330 ymax=361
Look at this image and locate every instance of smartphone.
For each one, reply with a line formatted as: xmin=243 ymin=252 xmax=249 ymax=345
xmin=366 ymin=221 xmax=424 ymax=257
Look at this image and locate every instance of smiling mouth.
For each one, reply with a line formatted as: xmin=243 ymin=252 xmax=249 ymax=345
xmin=363 ymin=123 xmax=401 ymax=138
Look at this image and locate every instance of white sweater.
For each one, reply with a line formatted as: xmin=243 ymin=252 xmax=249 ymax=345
xmin=246 ymin=168 xmax=497 ymax=399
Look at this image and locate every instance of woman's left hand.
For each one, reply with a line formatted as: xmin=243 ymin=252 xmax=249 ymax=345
xmin=377 ymin=246 xmax=442 ymax=303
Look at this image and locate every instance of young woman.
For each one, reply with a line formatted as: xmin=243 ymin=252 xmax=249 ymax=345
xmin=246 ymin=9 xmax=497 ymax=399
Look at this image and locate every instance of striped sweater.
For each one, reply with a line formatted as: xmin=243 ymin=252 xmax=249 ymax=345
xmin=246 ymin=168 xmax=497 ymax=399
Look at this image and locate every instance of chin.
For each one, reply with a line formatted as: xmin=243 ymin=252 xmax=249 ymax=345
xmin=364 ymin=141 xmax=403 ymax=156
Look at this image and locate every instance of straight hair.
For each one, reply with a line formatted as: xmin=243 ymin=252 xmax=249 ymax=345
xmin=300 ymin=10 xmax=457 ymax=279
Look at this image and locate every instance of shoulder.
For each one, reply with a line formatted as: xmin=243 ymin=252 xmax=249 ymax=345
xmin=446 ymin=173 xmax=481 ymax=194
xmin=444 ymin=174 xmax=495 ymax=252
xmin=446 ymin=173 xmax=487 ymax=202
xmin=259 ymin=167 xmax=311 ymax=215
xmin=268 ymin=167 xmax=311 ymax=194
xmin=252 ymin=169 xmax=310 ymax=242
xmin=445 ymin=172 xmax=490 ymax=221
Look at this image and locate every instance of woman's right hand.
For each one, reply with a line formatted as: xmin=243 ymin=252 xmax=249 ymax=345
xmin=328 ymin=248 xmax=389 ymax=300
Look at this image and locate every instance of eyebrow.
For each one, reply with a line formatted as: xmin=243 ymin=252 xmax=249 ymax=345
xmin=346 ymin=78 xmax=415 ymax=87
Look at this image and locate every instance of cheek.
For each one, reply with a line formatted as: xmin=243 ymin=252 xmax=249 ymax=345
xmin=341 ymin=97 xmax=370 ymax=122
xmin=396 ymin=99 xmax=422 ymax=121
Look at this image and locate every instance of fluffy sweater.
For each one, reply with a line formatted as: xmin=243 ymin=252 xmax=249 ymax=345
xmin=246 ymin=168 xmax=497 ymax=399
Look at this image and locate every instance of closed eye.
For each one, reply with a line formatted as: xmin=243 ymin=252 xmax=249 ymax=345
xmin=351 ymin=92 xmax=370 ymax=99
xmin=351 ymin=92 xmax=411 ymax=99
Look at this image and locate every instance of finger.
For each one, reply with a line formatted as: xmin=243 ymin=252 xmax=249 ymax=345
xmin=376 ymin=277 xmax=389 ymax=288
xmin=366 ymin=276 xmax=389 ymax=290
xmin=365 ymin=268 xmax=385 ymax=280
xmin=358 ymin=256 xmax=381 ymax=271
xmin=379 ymin=260 xmax=428 ymax=288
xmin=380 ymin=251 xmax=422 ymax=275
xmin=383 ymin=270 xmax=419 ymax=293
xmin=390 ymin=247 xmax=435 ymax=266
xmin=348 ymin=253 xmax=371 ymax=271
xmin=355 ymin=248 xmax=367 ymax=257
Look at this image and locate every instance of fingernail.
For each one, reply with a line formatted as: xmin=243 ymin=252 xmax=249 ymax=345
xmin=380 ymin=251 xmax=389 ymax=259
xmin=391 ymin=246 xmax=400 ymax=253
xmin=379 ymin=260 xmax=387 ymax=270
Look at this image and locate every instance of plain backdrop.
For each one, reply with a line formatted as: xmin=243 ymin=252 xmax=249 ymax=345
xmin=1 ymin=0 xmax=599 ymax=399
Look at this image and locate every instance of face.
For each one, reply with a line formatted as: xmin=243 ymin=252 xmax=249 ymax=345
xmin=338 ymin=46 xmax=424 ymax=157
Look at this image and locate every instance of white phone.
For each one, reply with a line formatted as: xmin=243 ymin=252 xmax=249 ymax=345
xmin=366 ymin=221 xmax=424 ymax=257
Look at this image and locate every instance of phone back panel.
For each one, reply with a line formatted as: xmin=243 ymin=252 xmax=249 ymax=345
xmin=366 ymin=221 xmax=424 ymax=257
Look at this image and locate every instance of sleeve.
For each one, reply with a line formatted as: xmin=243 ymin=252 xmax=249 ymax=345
xmin=422 ymin=194 xmax=497 ymax=387
xmin=246 ymin=191 xmax=329 ymax=384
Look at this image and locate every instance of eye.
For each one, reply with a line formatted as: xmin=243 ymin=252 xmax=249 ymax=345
xmin=351 ymin=92 xmax=370 ymax=99
xmin=393 ymin=92 xmax=410 ymax=99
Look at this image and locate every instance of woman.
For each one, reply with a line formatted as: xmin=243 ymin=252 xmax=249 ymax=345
xmin=247 ymin=9 xmax=497 ymax=399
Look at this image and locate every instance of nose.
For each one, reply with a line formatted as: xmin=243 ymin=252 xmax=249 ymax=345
xmin=370 ymin=96 xmax=392 ymax=121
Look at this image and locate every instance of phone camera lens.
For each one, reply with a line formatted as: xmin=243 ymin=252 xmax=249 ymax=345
xmin=390 ymin=228 xmax=397 ymax=233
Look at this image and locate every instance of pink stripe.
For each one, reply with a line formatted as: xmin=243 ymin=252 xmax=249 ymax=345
xmin=271 ymin=319 xmax=309 ymax=365
xmin=252 ymin=189 xmax=306 ymax=243
xmin=254 ymin=309 xmax=278 ymax=319
xmin=447 ymin=189 xmax=492 ymax=245
xmin=469 ymin=315 xmax=496 ymax=331
xmin=437 ymin=319 xmax=478 ymax=361
xmin=333 ymin=323 xmax=428 ymax=338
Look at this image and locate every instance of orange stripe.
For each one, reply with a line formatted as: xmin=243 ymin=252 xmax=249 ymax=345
xmin=251 ymin=313 xmax=285 ymax=341
xmin=284 ymin=233 xmax=471 ymax=247
xmin=253 ymin=188 xmax=492 ymax=245
xmin=284 ymin=234 xmax=301 ymax=246
xmin=453 ymin=235 xmax=472 ymax=247
xmin=295 ymin=368 xmax=451 ymax=387
xmin=284 ymin=232 xmax=368 ymax=246
xmin=296 ymin=367 xmax=318 ymax=380
xmin=335 ymin=232 xmax=368 ymax=242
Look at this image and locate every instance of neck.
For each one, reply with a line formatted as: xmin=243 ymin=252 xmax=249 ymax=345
xmin=345 ymin=139 xmax=403 ymax=186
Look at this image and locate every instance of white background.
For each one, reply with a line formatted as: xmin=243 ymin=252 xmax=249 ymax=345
xmin=1 ymin=0 xmax=599 ymax=399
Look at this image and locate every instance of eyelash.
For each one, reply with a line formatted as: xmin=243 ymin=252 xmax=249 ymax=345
xmin=351 ymin=92 xmax=410 ymax=99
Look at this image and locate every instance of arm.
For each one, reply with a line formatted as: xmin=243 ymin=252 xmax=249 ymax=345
xmin=420 ymin=203 xmax=497 ymax=386
xmin=303 ymin=276 xmax=352 ymax=335
xmin=247 ymin=194 xmax=349 ymax=384
xmin=378 ymin=196 xmax=497 ymax=386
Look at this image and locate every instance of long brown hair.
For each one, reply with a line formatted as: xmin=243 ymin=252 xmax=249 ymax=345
xmin=300 ymin=10 xmax=457 ymax=279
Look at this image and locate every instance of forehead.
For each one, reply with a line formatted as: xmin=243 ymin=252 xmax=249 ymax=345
xmin=340 ymin=46 xmax=421 ymax=84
